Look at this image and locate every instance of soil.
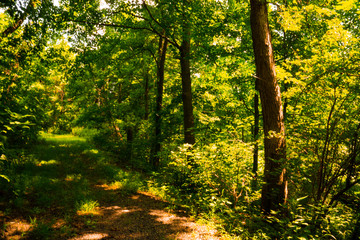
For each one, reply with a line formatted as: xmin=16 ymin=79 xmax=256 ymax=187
xmin=1 ymin=136 xmax=223 ymax=240
xmin=1 ymin=179 xmax=222 ymax=240
xmin=70 ymin=189 xmax=221 ymax=240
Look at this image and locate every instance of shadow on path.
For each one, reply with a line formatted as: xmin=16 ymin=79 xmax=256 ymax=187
xmin=70 ymin=188 xmax=219 ymax=240
xmin=1 ymin=135 xmax=220 ymax=240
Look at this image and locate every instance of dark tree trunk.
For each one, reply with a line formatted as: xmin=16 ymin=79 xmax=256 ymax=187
xmin=126 ymin=127 xmax=134 ymax=161
xmin=253 ymin=80 xmax=260 ymax=178
xmin=179 ymin=28 xmax=195 ymax=145
xmin=152 ymin=36 xmax=168 ymax=169
xmin=250 ymin=0 xmax=287 ymax=214
xmin=144 ymin=70 xmax=150 ymax=120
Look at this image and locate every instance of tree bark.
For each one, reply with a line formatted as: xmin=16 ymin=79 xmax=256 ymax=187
xmin=250 ymin=0 xmax=287 ymax=214
xmin=253 ymin=80 xmax=260 ymax=178
xmin=179 ymin=22 xmax=195 ymax=145
xmin=144 ymin=70 xmax=150 ymax=120
xmin=126 ymin=127 xmax=134 ymax=161
xmin=152 ymin=36 xmax=168 ymax=169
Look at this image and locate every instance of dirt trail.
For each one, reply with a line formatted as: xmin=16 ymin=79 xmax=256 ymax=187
xmin=1 ymin=135 xmax=222 ymax=240
xmin=69 ymin=189 xmax=220 ymax=240
xmin=2 ymin=186 xmax=221 ymax=240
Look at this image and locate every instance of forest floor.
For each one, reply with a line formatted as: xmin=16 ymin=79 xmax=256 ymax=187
xmin=0 ymin=134 xmax=221 ymax=240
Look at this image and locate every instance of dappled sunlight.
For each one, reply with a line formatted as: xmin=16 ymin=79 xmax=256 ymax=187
xmin=76 ymin=209 xmax=102 ymax=216
xmin=1 ymin=134 xmax=221 ymax=240
xmin=96 ymin=183 xmax=121 ymax=190
xmin=2 ymin=219 xmax=32 ymax=239
xmin=40 ymin=133 xmax=87 ymax=143
xmin=37 ymin=159 xmax=59 ymax=166
xmin=85 ymin=192 xmax=221 ymax=240
xmin=69 ymin=232 xmax=109 ymax=240
xmin=82 ymin=149 xmax=99 ymax=155
xmin=65 ymin=174 xmax=83 ymax=181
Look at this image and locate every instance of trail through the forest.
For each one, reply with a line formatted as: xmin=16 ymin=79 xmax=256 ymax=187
xmin=1 ymin=134 xmax=221 ymax=240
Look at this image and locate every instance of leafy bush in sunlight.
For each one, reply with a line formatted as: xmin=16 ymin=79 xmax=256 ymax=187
xmin=152 ymin=140 xmax=261 ymax=233
xmin=71 ymin=127 xmax=100 ymax=140
xmin=110 ymin=169 xmax=145 ymax=194
xmin=0 ymin=154 xmax=9 ymax=183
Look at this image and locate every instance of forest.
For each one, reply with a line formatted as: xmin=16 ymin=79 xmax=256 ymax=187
xmin=1 ymin=0 xmax=360 ymax=239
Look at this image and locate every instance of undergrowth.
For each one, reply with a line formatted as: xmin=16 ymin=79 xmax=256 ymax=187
xmin=2 ymin=132 xmax=357 ymax=239
xmin=0 ymin=133 xmax=147 ymax=239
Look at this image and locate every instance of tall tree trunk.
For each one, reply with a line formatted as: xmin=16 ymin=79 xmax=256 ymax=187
xmin=144 ymin=69 xmax=150 ymax=120
xmin=126 ymin=127 xmax=134 ymax=161
xmin=253 ymin=80 xmax=260 ymax=178
xmin=179 ymin=19 xmax=195 ymax=145
xmin=250 ymin=0 xmax=287 ymax=214
xmin=152 ymin=36 xmax=168 ymax=169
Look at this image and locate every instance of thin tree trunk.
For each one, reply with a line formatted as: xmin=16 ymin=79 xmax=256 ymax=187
xmin=152 ymin=36 xmax=168 ymax=169
xmin=179 ymin=24 xmax=195 ymax=145
xmin=144 ymin=70 xmax=150 ymax=120
xmin=126 ymin=127 xmax=134 ymax=161
xmin=250 ymin=0 xmax=287 ymax=214
xmin=253 ymin=81 xmax=260 ymax=178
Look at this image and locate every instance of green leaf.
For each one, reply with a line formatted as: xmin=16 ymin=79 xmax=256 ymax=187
xmin=0 ymin=174 xmax=10 ymax=182
xmin=335 ymin=0 xmax=356 ymax=11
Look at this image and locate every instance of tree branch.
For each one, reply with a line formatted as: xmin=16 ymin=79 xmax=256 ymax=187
xmin=141 ymin=1 xmax=180 ymax=49
xmin=1 ymin=0 xmax=35 ymax=41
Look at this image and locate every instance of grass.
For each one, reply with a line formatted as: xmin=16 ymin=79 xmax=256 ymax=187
xmin=0 ymin=132 xmax=146 ymax=239
xmin=75 ymin=199 xmax=100 ymax=215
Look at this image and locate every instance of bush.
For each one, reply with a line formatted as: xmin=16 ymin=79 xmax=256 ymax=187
xmin=71 ymin=127 xmax=100 ymax=139
xmin=152 ymin=140 xmax=261 ymax=233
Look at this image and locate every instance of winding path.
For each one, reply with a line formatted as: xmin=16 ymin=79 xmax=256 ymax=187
xmin=1 ymin=135 xmax=221 ymax=240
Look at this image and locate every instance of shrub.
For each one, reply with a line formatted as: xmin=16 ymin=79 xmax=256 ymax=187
xmin=153 ymin=140 xmax=261 ymax=233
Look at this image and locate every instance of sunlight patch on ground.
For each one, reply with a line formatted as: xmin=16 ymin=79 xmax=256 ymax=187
xmin=76 ymin=208 xmax=102 ymax=216
xmin=40 ymin=133 xmax=86 ymax=142
xmin=96 ymin=183 xmax=121 ymax=191
xmin=101 ymin=206 xmax=137 ymax=216
xmin=3 ymin=219 xmax=31 ymax=239
xmin=69 ymin=232 xmax=109 ymax=240
xmin=148 ymin=209 xmax=220 ymax=240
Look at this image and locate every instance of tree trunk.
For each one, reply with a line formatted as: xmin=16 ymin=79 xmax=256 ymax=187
xmin=250 ymin=0 xmax=287 ymax=214
xmin=152 ymin=36 xmax=168 ymax=169
xmin=253 ymin=80 xmax=260 ymax=178
xmin=179 ymin=25 xmax=195 ymax=145
xmin=126 ymin=127 xmax=134 ymax=161
xmin=144 ymin=70 xmax=150 ymax=120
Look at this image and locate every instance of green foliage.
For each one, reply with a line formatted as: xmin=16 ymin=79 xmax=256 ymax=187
xmin=109 ymin=170 xmax=145 ymax=194
xmin=71 ymin=127 xmax=100 ymax=139
xmin=75 ymin=199 xmax=99 ymax=214
xmin=1 ymin=0 xmax=360 ymax=238
xmin=149 ymin=140 xmax=261 ymax=234
xmin=26 ymin=217 xmax=53 ymax=240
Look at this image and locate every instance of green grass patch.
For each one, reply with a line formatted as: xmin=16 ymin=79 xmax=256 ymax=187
xmin=0 ymin=132 xmax=151 ymax=239
xmin=75 ymin=199 xmax=100 ymax=215
xmin=39 ymin=132 xmax=87 ymax=143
